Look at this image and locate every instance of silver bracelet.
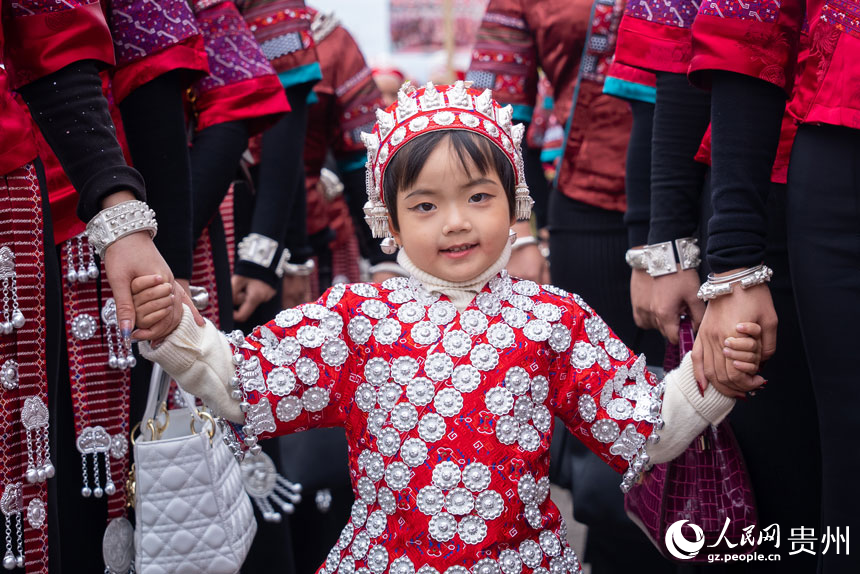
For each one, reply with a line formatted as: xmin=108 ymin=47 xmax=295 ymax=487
xmin=278 ymin=259 xmax=315 ymax=278
xmin=273 ymin=248 xmax=292 ymax=278
xmin=696 ymin=264 xmax=773 ymax=301
xmin=624 ymin=247 xmax=649 ymax=270
xmin=643 ymin=237 xmax=700 ymax=277
xmin=86 ymin=200 xmax=158 ymax=259
xmin=511 ymin=236 xmax=539 ymax=251
xmin=237 ymin=233 xmax=279 ymax=268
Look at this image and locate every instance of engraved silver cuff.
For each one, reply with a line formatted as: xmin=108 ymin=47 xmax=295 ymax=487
xmin=86 ymin=200 xmax=158 ymax=259
xmin=237 ymin=233 xmax=279 ymax=268
xmin=696 ymin=264 xmax=773 ymax=301
xmin=643 ymin=237 xmax=700 ymax=277
xmin=624 ymin=247 xmax=649 ymax=270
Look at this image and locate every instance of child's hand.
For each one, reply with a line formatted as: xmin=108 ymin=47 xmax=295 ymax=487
xmin=711 ymin=322 xmax=767 ymax=398
xmin=131 ymin=275 xmax=175 ymax=329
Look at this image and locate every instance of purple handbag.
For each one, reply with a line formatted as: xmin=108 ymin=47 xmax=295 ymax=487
xmin=623 ymin=317 xmax=758 ymax=562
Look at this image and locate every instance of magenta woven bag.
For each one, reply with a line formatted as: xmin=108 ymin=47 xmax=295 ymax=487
xmin=624 ymin=318 xmax=758 ymax=562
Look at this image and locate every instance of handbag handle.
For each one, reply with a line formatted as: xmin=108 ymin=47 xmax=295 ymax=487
xmin=138 ymin=364 xmax=209 ymax=442
xmin=679 ymin=315 xmax=695 ymax=356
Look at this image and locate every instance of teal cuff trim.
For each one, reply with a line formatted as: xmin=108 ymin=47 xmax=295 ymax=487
xmin=542 ymin=95 xmax=554 ymax=109
xmin=278 ymin=62 xmax=323 ymax=89
xmin=511 ymin=104 xmax=534 ymax=123
xmin=540 ymin=148 xmax=563 ymax=163
xmin=603 ymin=77 xmax=657 ymax=104
xmin=336 ymin=153 xmax=367 ymax=173
xmin=306 ymin=90 xmax=319 ymax=105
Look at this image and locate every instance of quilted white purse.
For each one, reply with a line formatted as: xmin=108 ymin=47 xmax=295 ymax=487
xmin=133 ymin=364 xmax=257 ymax=574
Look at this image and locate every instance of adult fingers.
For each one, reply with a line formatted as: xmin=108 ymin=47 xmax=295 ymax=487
xmin=656 ymin=309 xmax=681 ymax=345
xmin=692 ymin=336 xmax=708 ymax=392
xmin=735 ymin=322 xmax=762 ymax=338
xmin=688 ymin=298 xmax=706 ymax=333
xmin=760 ymin=317 xmax=778 ymax=361
xmin=730 ymin=361 xmax=759 ymax=376
xmin=111 ymin=276 xmax=137 ymax=339
xmin=233 ymin=290 xmax=263 ymax=323
xmin=231 ymin=275 xmax=247 ymax=307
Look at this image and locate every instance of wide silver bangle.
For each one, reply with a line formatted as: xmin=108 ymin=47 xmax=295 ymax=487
xmin=696 ymin=264 xmax=773 ymax=301
xmin=511 ymin=236 xmax=539 ymax=251
xmin=237 ymin=233 xmax=279 ymax=268
xmin=86 ymin=200 xmax=158 ymax=259
xmin=278 ymin=259 xmax=315 ymax=278
xmin=624 ymin=247 xmax=649 ymax=270
xmin=643 ymin=237 xmax=700 ymax=277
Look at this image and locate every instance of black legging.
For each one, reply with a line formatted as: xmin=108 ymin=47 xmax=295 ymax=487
xmin=785 ymin=124 xmax=860 ymax=572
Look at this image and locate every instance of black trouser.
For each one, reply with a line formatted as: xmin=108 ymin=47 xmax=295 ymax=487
xmin=786 ymin=124 xmax=860 ymax=573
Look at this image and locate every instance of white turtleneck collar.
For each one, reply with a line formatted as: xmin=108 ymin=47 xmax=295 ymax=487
xmin=396 ymin=242 xmax=512 ymax=311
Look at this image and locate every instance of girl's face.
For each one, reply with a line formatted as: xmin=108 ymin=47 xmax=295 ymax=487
xmin=390 ymin=138 xmax=514 ymax=283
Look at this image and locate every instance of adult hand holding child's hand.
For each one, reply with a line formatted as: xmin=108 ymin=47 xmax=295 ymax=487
xmin=131 ymin=275 xmax=204 ymax=342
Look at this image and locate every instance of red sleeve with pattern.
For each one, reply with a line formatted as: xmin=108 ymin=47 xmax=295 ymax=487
xmin=226 ymin=285 xmax=356 ymax=446
xmin=547 ymin=291 xmax=662 ymax=488
xmin=689 ymin=0 xmax=804 ymax=92
xmin=614 ymin=1 xmax=699 ymax=74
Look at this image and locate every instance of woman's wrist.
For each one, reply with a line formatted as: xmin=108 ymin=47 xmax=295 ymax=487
xmin=100 ymin=190 xmax=138 ymax=209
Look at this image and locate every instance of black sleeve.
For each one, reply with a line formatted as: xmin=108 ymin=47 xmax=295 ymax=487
xmin=706 ymin=71 xmax=786 ymax=273
xmin=622 ymin=100 xmax=655 ymax=248
xmin=119 ymin=70 xmax=194 ymax=280
xmin=190 ymin=120 xmax=249 ymax=242
xmin=234 ymin=83 xmax=312 ymax=286
xmin=647 ymin=72 xmax=711 ymax=245
xmin=17 ymin=60 xmax=146 ymax=223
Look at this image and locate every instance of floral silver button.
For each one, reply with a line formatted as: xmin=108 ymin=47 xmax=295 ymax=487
xmin=382 ymin=276 xmax=409 ymax=291
xmin=374 ymin=318 xmax=401 ymax=346
xmin=498 ymin=550 xmax=522 ymax=574
xmin=532 ymin=405 xmax=551 ymax=433
xmin=276 ymin=395 xmax=301 ymax=422
xmin=518 ymin=425 xmax=540 ymax=451
xmin=525 ymin=504 xmax=543 ymax=530
xmin=604 ymin=338 xmax=630 ymax=362
xmin=418 ymin=413 xmax=446 ymax=442
xmin=364 ymin=452 xmax=385 ymax=481
xmin=570 ymin=342 xmax=597 ymax=370
xmin=548 ymin=557 xmax=566 ymax=574
xmin=417 ymin=484 xmax=445 ymax=515
xmin=377 ymin=382 xmax=402 ymax=411
xmin=485 ymin=387 xmax=514 ymax=416
xmin=458 ymin=515 xmax=487 ymax=544
xmin=351 ymin=283 xmax=379 ymax=298
xmin=391 ymin=403 xmax=418 ymax=432
xmin=508 ymin=294 xmax=534 ymax=312
xmin=495 ymin=416 xmax=519 ymax=445
xmin=486 ymin=323 xmax=515 ymax=349
xmin=542 ymin=284 xmax=569 ymax=297
xmin=357 ymin=476 xmax=376 ymax=504
xmin=365 ymin=357 xmax=390 ymax=386
xmin=578 ymin=395 xmax=597 ymax=422
xmin=460 ymin=310 xmax=488 ymax=335
xmin=397 ymin=301 xmax=425 ymax=323
xmin=606 ymin=398 xmax=634 ymax=420
xmin=302 ymin=303 xmax=328 ymax=320
xmin=530 ymin=375 xmax=549 ymax=403
xmin=400 ymin=438 xmax=428 ymax=467
xmin=489 ymin=273 xmax=513 ymax=299
xmin=367 ymin=409 xmax=387 ymax=436
xmin=384 ymin=461 xmax=411 ymax=490
xmin=475 ymin=490 xmax=504 ymax=520
xmin=425 ymin=353 xmax=454 ymax=381
xmin=377 ymin=427 xmax=401 ymax=457
xmin=473 ymin=558 xmax=500 ymax=574
xmin=366 ymin=545 xmax=388 ymax=574
xmin=390 ymin=556 xmax=415 ymax=574
xmin=504 ymin=367 xmax=530 ymax=395
xmin=350 ymin=501 xmax=368 ymax=527
xmin=428 ymin=512 xmax=457 ymax=542
xmin=513 ymin=396 xmax=534 ymax=424
xmin=361 ymin=299 xmax=389 ymax=319
xmin=325 ymin=547 xmax=341 ymax=574
xmin=71 ymin=314 xmax=98 ymax=341
xmin=533 ymin=303 xmax=562 ymax=323
xmin=476 ymin=292 xmax=502 ymax=316
xmin=355 ymin=383 xmax=377 ymax=412
xmin=502 ymin=306 xmax=528 ymax=329
xmin=548 ymin=324 xmax=572 ymax=353
xmin=391 ymin=356 xmax=420 ymax=385
xmin=462 ymin=462 xmax=491 ymax=492
xmin=267 ymin=367 xmax=296 ymax=396
xmin=417 ymin=566 xmax=440 ymax=574
xmin=295 ymin=357 xmax=320 ymax=385
xmin=519 ymin=539 xmax=542 ymax=568
xmin=444 ymin=567 xmax=469 ymax=574
xmin=321 ymin=339 xmax=348 ymax=366
xmin=348 ymin=316 xmax=372 ymax=344
xmin=388 ymin=289 xmax=414 ymax=304
xmin=352 ymin=531 xmax=370 ymax=560
xmin=336 ymin=523 xmax=354 ymax=550
xmin=523 ymin=319 xmax=551 ymax=342
xmin=275 ymin=308 xmax=302 ymax=328
xmin=517 ymin=473 xmax=537 ymax=504
xmin=411 ymin=321 xmax=441 ymax=345
xmin=302 ymin=387 xmax=330 ymax=412
xmin=512 ymin=280 xmax=539 ymax=296
xmin=442 ymin=330 xmax=472 ymax=357
xmin=539 ymin=531 xmax=561 ymax=557
xmin=444 ymin=487 xmax=473 ymax=515
xmin=338 ymin=556 xmax=354 ymax=574
xmin=591 ymin=419 xmax=620 ymax=443
xmin=326 ymin=283 xmax=346 ymax=308
xmin=406 ymin=377 xmax=434 ymax=407
xmin=428 ymin=301 xmax=457 ymax=325
xmin=366 ymin=510 xmax=388 ymax=539
xmin=452 ymin=365 xmax=481 ymax=393
xmin=320 ymin=310 xmax=344 ymax=338
xmin=431 ymin=461 xmax=461 ymax=490
xmin=433 ymin=388 xmax=463 ymax=417
xmin=469 ymin=344 xmax=499 ymax=371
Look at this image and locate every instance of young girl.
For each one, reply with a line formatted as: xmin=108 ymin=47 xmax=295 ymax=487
xmin=135 ymin=82 xmax=763 ymax=574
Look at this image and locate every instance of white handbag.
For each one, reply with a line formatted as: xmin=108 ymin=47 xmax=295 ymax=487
xmin=133 ymin=364 xmax=257 ymax=574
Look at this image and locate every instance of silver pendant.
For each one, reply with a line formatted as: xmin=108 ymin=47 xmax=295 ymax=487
xmin=102 ymin=517 xmax=134 ymax=574
xmin=76 ymin=426 xmax=115 ymax=498
xmin=20 ymin=397 xmax=53 ymax=483
xmin=240 ymin=451 xmax=302 ymax=523
xmin=0 ymin=247 xmax=24 ymax=334
xmin=0 ymin=483 xmax=24 ymax=570
xmin=66 ymin=234 xmax=98 ymax=285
